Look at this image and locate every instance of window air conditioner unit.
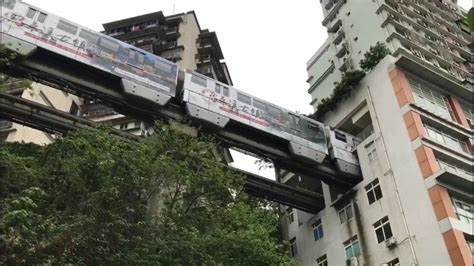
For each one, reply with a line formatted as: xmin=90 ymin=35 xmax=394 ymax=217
xmin=385 ymin=237 xmax=398 ymax=248
xmin=347 ymin=256 xmax=358 ymax=266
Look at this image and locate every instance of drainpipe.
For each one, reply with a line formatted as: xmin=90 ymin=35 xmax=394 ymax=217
xmin=366 ymin=85 xmax=418 ymax=265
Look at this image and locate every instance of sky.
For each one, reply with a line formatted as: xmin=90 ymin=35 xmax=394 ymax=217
xmin=25 ymin=0 xmax=472 ymax=179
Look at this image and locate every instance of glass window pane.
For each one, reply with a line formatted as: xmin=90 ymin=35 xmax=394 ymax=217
xmin=353 ymin=241 xmax=361 ymax=257
xmin=26 ymin=8 xmax=36 ymax=19
xmin=368 ymin=191 xmax=375 ymax=204
xmin=346 ymin=205 xmax=353 ymax=219
xmin=191 ymin=74 xmax=207 ymax=87
xmin=345 ymin=246 xmax=353 ymax=259
xmin=37 ymin=12 xmax=47 ymax=23
xmin=223 ymin=87 xmax=229 ymax=97
xmin=57 ymin=19 xmax=78 ymax=35
xmin=384 ymin=223 xmax=393 ymax=239
xmin=237 ymin=92 xmax=252 ymax=105
xmin=339 ymin=210 xmax=346 ymax=224
xmin=374 ymin=186 xmax=383 ymax=200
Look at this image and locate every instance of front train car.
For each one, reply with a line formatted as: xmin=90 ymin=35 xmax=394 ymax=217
xmin=0 ymin=0 xmax=178 ymax=105
xmin=182 ymin=70 xmax=329 ymax=164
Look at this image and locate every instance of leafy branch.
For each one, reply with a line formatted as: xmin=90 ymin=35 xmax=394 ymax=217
xmin=310 ymin=42 xmax=390 ymax=120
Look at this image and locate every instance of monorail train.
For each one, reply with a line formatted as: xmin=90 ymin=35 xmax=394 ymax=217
xmin=0 ymin=0 xmax=360 ymax=177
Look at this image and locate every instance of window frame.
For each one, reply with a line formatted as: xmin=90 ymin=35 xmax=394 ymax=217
xmin=338 ymin=203 xmax=353 ymax=224
xmin=316 ymin=254 xmax=328 ymax=266
xmin=312 ymin=219 xmax=324 ymax=241
xmin=373 ymin=216 xmax=393 ymax=243
xmin=365 ymin=178 xmax=383 ymax=205
xmin=343 ymin=236 xmax=361 ymax=259
xmin=289 ymin=237 xmax=298 ymax=257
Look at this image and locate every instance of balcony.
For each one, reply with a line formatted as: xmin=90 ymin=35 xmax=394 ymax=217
xmin=162 ymin=26 xmax=180 ymax=39
xmin=392 ymin=46 xmax=472 ymax=101
xmin=322 ymin=0 xmax=347 ymax=26
xmin=335 ymin=41 xmax=348 ymax=58
xmin=332 ymin=28 xmax=345 ymax=45
xmin=338 ymin=56 xmax=352 ymax=72
xmin=324 ymin=0 xmax=335 ymax=10
xmin=327 ymin=18 xmax=342 ymax=33
xmin=433 ymin=166 xmax=473 ymax=195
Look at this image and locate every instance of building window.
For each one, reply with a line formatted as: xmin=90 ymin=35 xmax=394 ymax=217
xmin=373 ymin=216 xmax=393 ymax=243
xmin=409 ymin=77 xmax=455 ymax=122
xmin=343 ymin=236 xmax=361 ymax=259
xmin=452 ymin=198 xmax=473 ymax=224
xmin=338 ymin=203 xmax=353 ymax=224
xmin=461 ymin=102 xmax=473 ymax=127
xmin=387 ymin=258 xmax=400 ymax=266
xmin=316 ymin=254 xmax=328 ymax=266
xmin=312 ymin=219 xmax=324 ymax=241
xmin=424 ymin=124 xmax=470 ymax=154
xmin=287 ymin=207 xmax=295 ymax=224
xmin=289 ymin=237 xmax=297 ymax=257
xmin=365 ymin=178 xmax=383 ymax=204
xmin=366 ymin=142 xmax=378 ymax=162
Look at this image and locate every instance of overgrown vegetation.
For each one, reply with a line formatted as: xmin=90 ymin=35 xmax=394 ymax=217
xmin=0 ymin=123 xmax=296 ymax=265
xmin=312 ymin=42 xmax=391 ymax=120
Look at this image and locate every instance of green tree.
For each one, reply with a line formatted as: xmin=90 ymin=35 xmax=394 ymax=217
xmin=0 ymin=123 xmax=295 ymax=265
xmin=359 ymin=41 xmax=391 ymax=72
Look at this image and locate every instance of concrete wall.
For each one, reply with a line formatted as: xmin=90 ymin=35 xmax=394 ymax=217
xmin=177 ymin=13 xmax=200 ymax=71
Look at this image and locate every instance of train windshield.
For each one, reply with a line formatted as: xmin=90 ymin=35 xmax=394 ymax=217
xmin=305 ymin=121 xmax=326 ymax=145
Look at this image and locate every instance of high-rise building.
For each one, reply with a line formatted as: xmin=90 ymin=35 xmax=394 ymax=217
xmin=280 ymin=1 xmax=472 ymax=265
xmin=80 ymin=11 xmax=233 ymax=133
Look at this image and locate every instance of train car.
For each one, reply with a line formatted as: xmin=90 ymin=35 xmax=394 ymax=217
xmin=182 ymin=70 xmax=329 ymax=163
xmin=0 ymin=0 xmax=178 ymax=105
xmin=328 ymin=129 xmax=361 ymax=177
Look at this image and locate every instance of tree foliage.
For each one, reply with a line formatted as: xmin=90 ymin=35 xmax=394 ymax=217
xmin=0 ymin=123 xmax=295 ymax=265
xmin=310 ymin=42 xmax=390 ymax=120
xmin=311 ymin=70 xmax=366 ymax=120
xmin=359 ymin=41 xmax=391 ymax=72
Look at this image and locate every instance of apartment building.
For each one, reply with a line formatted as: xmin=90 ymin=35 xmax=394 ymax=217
xmin=280 ymin=0 xmax=472 ymax=265
xmin=80 ymin=11 xmax=233 ymax=133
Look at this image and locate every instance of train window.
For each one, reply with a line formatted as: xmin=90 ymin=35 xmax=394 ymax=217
xmin=128 ymin=50 xmax=145 ymax=64
xmin=26 ymin=8 xmax=36 ymax=19
xmin=215 ymin=84 xmax=221 ymax=94
xmin=79 ymin=29 xmax=99 ymax=43
xmin=308 ymin=123 xmax=321 ymax=132
xmin=222 ymin=86 xmax=229 ymax=97
xmin=154 ymin=59 xmax=173 ymax=73
xmin=99 ymin=37 xmax=121 ymax=52
xmin=253 ymin=99 xmax=266 ymax=110
xmin=1 ymin=0 xmax=16 ymax=9
xmin=37 ymin=12 xmax=47 ymax=23
xmin=335 ymin=131 xmax=347 ymax=142
xmin=237 ymin=92 xmax=252 ymax=105
xmin=289 ymin=114 xmax=301 ymax=131
xmin=267 ymin=105 xmax=281 ymax=117
xmin=191 ymin=74 xmax=207 ymax=87
xmin=57 ymin=20 xmax=78 ymax=35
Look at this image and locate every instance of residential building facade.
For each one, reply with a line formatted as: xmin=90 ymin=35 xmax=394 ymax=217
xmin=281 ymin=0 xmax=472 ymax=265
